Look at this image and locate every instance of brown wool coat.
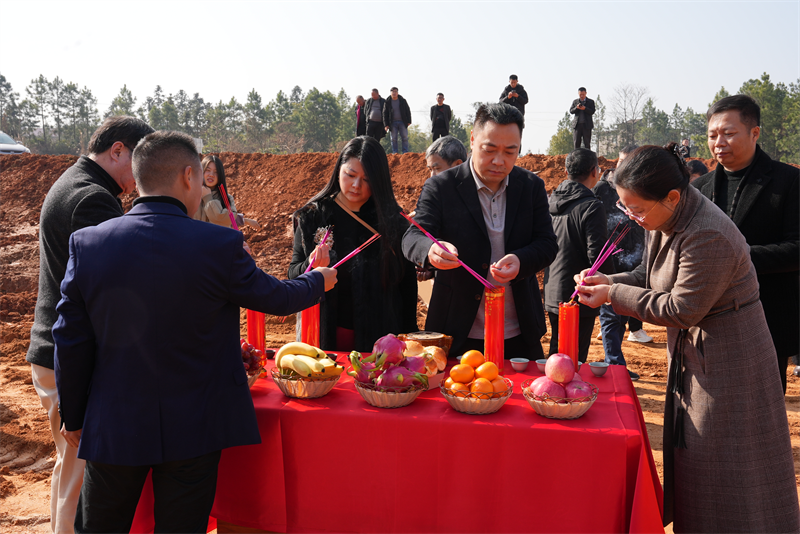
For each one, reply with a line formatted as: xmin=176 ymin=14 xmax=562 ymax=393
xmin=607 ymin=185 xmax=799 ymax=533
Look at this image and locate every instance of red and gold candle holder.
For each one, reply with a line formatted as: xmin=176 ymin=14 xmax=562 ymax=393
xmin=246 ymin=310 xmax=265 ymax=352
xmin=300 ymin=304 xmax=321 ymax=347
xmin=557 ymin=301 xmax=579 ymax=371
xmin=484 ymin=287 xmax=505 ymax=374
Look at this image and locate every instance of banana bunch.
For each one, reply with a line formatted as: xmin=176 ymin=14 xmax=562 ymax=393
xmin=275 ymin=342 xmax=344 ymax=379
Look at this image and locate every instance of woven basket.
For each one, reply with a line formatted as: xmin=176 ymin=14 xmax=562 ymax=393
xmin=521 ymin=379 xmax=598 ymax=419
xmin=270 ymin=368 xmax=340 ymax=399
xmin=440 ymin=377 xmax=514 ymax=415
xmin=353 ymin=381 xmax=425 ymax=408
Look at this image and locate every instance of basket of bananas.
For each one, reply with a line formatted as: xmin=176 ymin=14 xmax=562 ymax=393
xmin=272 ymin=342 xmax=344 ymax=399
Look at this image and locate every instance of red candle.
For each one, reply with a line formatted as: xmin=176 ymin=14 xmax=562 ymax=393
xmin=300 ymin=304 xmax=321 ymax=347
xmin=484 ymin=287 xmax=505 ymax=374
xmin=557 ymin=302 xmax=579 ymax=371
xmin=246 ymin=310 xmax=265 ymax=352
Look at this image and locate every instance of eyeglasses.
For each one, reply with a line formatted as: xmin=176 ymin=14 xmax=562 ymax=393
xmin=616 ymin=199 xmax=659 ymax=223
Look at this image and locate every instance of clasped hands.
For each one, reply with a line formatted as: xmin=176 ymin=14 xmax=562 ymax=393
xmin=427 ymin=242 xmax=519 ymax=285
xmin=573 ymin=269 xmax=611 ymax=308
xmin=308 ymin=243 xmax=337 ymax=291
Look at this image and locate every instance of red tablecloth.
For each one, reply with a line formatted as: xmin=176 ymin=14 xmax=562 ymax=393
xmin=209 ymin=360 xmax=664 ymax=533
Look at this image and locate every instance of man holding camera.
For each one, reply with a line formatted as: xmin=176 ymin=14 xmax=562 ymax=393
xmin=570 ymin=87 xmax=596 ymax=149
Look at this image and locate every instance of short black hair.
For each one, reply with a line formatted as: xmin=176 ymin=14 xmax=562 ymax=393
xmin=686 ymin=159 xmax=709 ymax=177
xmin=565 ymin=148 xmax=598 ymax=182
xmin=88 ymin=116 xmax=153 ymax=155
xmin=437 ymin=93 xmax=444 ymax=98
xmin=619 ymin=144 xmax=639 ymax=157
xmin=578 ymin=87 xmax=587 ymax=92
xmin=390 ymin=86 xmax=398 ymax=91
xmin=509 ymin=74 xmax=518 ymax=81
xmin=474 ymin=103 xmax=524 ymax=135
xmin=707 ymin=94 xmax=761 ymax=130
xmin=426 ymin=136 xmax=467 ymax=165
xmin=614 ymin=143 xmax=690 ymax=201
xmin=132 ymin=131 xmax=200 ymax=193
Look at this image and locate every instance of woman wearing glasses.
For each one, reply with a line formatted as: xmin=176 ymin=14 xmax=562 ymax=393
xmin=575 ymin=143 xmax=798 ymax=532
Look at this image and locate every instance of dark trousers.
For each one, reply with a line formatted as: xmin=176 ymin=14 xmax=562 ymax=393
xmin=75 ymin=450 xmax=221 ymax=534
xmin=432 ymin=130 xmax=448 ymax=141
xmin=356 ymin=123 xmax=366 ymax=136
xmin=366 ymin=120 xmax=385 ymax=141
xmin=599 ymin=303 xmax=630 ymax=366
xmin=573 ymin=124 xmax=592 ymax=149
xmin=547 ymin=312 xmax=596 ymax=363
xmin=457 ymin=334 xmax=544 ymax=362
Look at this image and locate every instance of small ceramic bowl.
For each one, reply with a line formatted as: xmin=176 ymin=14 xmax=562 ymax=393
xmin=536 ymin=359 xmax=548 ymax=373
xmin=264 ymin=349 xmax=276 ymax=360
xmin=455 ymin=355 xmax=463 ymax=363
xmin=589 ymin=361 xmax=609 ymax=377
xmin=509 ymin=358 xmax=529 ymax=372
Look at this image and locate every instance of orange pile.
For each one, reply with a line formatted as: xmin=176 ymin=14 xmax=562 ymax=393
xmin=444 ymin=350 xmax=508 ymax=399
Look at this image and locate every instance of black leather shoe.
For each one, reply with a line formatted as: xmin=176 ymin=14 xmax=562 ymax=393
xmin=628 ymin=370 xmax=640 ymax=381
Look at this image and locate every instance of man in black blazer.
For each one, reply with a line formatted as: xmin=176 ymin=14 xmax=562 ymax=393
xmin=569 ymin=87 xmax=596 ymax=149
xmin=402 ymin=103 xmax=557 ymax=360
xmin=693 ymin=94 xmax=799 ymax=392
xmin=54 ymin=131 xmax=337 ymax=532
xmin=430 ymin=93 xmax=452 ymax=141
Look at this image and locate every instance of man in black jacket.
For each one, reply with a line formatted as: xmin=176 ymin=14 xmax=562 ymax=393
xmin=569 ymin=87 xmax=596 ymax=149
xmin=544 ymin=148 xmax=612 ymax=363
xmin=354 ymin=95 xmax=366 ymax=136
xmin=383 ymin=87 xmax=412 ymax=154
xmin=364 ymin=89 xmax=386 ymax=141
xmin=693 ymin=94 xmax=799 ymax=393
xmin=402 ymin=103 xmax=557 ymax=361
xmin=430 ymin=93 xmax=452 ymax=141
xmin=26 ymin=115 xmax=153 ymax=531
xmin=499 ymin=75 xmax=528 ymax=116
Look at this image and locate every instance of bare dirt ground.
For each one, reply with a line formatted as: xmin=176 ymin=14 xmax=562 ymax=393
xmin=1 ymin=152 xmax=797 ymax=532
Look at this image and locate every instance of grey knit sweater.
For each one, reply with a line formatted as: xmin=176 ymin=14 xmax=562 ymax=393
xmin=27 ymin=156 xmax=123 ymax=369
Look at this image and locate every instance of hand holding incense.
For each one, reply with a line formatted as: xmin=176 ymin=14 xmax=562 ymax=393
xmin=400 ymin=211 xmax=496 ymax=290
xmin=218 ymin=184 xmax=239 ymax=231
xmin=304 ymin=226 xmax=333 ymax=273
xmin=570 ymin=223 xmax=630 ymax=301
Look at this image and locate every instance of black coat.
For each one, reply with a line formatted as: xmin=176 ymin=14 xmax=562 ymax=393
xmin=569 ymin=98 xmax=596 ymax=130
xmin=402 ymin=160 xmax=558 ymax=355
xmin=355 ymin=104 xmax=366 ymax=136
xmin=499 ymin=84 xmax=529 ymax=115
xmin=289 ymin=196 xmax=418 ymax=352
xmin=544 ymin=179 xmax=613 ymax=317
xmin=382 ymin=95 xmax=412 ymax=127
xmin=430 ymin=104 xmax=452 ymax=133
xmin=692 ymin=146 xmax=799 ymax=357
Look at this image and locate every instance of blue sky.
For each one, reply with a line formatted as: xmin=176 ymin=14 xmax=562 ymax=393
xmin=3 ymin=0 xmax=798 ymax=153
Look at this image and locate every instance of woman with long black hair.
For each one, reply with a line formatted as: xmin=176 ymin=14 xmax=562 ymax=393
xmin=194 ymin=155 xmax=258 ymax=229
xmin=289 ymin=136 xmax=418 ymax=352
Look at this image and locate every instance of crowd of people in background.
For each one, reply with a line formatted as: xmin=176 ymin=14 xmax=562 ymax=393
xmin=26 ymin=76 xmax=799 ymax=533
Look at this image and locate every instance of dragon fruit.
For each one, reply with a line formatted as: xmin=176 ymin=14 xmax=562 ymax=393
xmin=371 ymin=334 xmax=406 ymax=366
xmin=374 ymin=366 xmax=428 ymax=392
xmin=399 ymin=355 xmax=426 ymax=374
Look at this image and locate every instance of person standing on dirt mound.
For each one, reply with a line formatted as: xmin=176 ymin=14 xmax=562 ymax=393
xmin=575 ymin=144 xmax=799 ymax=532
xmin=499 ymin=74 xmax=528 ymax=116
xmin=403 ymin=103 xmax=557 ymax=361
xmin=569 ymin=87 xmax=595 ymax=149
xmin=382 ymin=87 xmax=412 ymax=154
xmin=364 ymin=89 xmax=386 ymax=142
xmin=53 ymin=131 xmax=336 ymax=533
xmin=193 ymin=155 xmax=259 ymax=230
xmin=354 ymin=95 xmax=366 ymax=137
xmin=25 ymin=115 xmax=154 ymax=533
xmin=693 ymin=94 xmax=799 ymax=394
xmin=430 ymin=93 xmax=452 ymax=141
xmin=289 ymin=136 xmax=418 ymax=352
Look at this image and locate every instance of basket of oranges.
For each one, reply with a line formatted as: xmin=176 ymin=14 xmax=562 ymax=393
xmin=440 ymin=350 xmax=513 ymax=415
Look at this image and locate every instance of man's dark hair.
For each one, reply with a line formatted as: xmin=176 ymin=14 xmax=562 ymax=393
xmin=474 ymin=103 xmax=525 ymax=135
xmin=371 ymin=88 xmax=379 ymax=93
xmin=565 ymin=148 xmax=598 ymax=182
xmin=88 ymin=116 xmax=153 ymax=155
xmin=132 ymin=131 xmax=200 ymax=193
xmin=390 ymin=86 xmax=398 ymax=91
xmin=707 ymin=94 xmax=761 ymax=129
xmin=509 ymin=74 xmax=518 ymax=81
xmin=437 ymin=92 xmax=444 ymax=98
xmin=686 ymin=159 xmax=709 ymax=176
xmin=619 ymin=144 xmax=639 ymax=157
xmin=426 ymin=136 xmax=467 ymax=165
xmin=614 ymin=143 xmax=690 ymax=201
xmin=578 ymin=87 xmax=587 ymax=92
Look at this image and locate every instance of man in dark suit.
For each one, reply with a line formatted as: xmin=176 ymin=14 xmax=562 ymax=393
xmin=364 ymin=89 xmax=386 ymax=142
xmin=354 ymin=95 xmax=366 ymax=136
xmin=693 ymin=94 xmax=799 ymax=393
xmin=402 ymin=103 xmax=557 ymax=360
xmin=430 ymin=93 xmax=452 ymax=141
xmin=53 ymin=131 xmax=337 ymax=532
xmin=569 ymin=87 xmax=596 ymax=149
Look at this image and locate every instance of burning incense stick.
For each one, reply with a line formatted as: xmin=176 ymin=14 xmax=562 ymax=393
xmin=570 ymin=223 xmax=631 ymax=301
xmin=305 ymin=226 xmax=333 ymax=274
xmin=400 ymin=211 xmax=496 ymax=290
xmin=218 ymin=184 xmax=239 ymax=231
xmin=332 ymin=233 xmax=381 ymax=269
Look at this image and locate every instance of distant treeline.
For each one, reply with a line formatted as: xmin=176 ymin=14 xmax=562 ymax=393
xmin=547 ymin=74 xmax=800 ymax=163
xmin=0 ymin=74 xmax=470 ymax=156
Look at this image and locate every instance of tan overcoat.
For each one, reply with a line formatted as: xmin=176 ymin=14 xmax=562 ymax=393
xmin=607 ymin=185 xmax=799 ymax=533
